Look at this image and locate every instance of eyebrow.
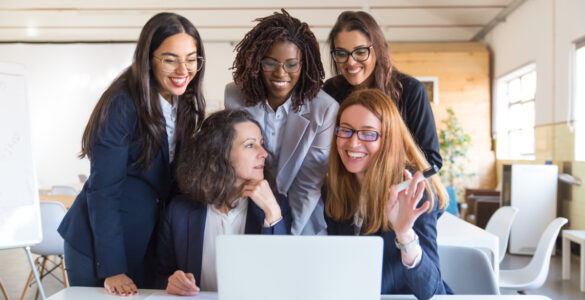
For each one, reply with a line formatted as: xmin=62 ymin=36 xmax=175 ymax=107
xmin=339 ymin=122 xmax=378 ymax=130
xmin=240 ymin=137 xmax=257 ymax=145
xmin=334 ymin=45 xmax=369 ymax=51
xmin=263 ymin=56 xmax=300 ymax=62
xmin=159 ymin=51 xmax=198 ymax=57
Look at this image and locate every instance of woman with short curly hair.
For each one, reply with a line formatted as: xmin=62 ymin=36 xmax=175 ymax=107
xmin=156 ymin=109 xmax=291 ymax=294
xmin=225 ymin=9 xmax=339 ymax=235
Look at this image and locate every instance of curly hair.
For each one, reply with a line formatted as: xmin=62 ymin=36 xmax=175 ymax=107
xmin=231 ymin=9 xmax=324 ymax=112
xmin=175 ymin=109 xmax=275 ymax=208
xmin=327 ymin=11 xmax=403 ymax=105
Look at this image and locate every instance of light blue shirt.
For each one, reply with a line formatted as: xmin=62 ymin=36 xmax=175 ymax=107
xmin=159 ymin=94 xmax=177 ymax=162
xmin=263 ymin=97 xmax=292 ymax=163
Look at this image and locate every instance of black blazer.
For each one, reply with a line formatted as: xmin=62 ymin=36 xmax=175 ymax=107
xmin=58 ymin=89 xmax=175 ymax=285
xmin=155 ymin=193 xmax=292 ymax=288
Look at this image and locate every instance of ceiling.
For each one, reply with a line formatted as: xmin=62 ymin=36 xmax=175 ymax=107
xmin=0 ymin=0 xmax=523 ymax=43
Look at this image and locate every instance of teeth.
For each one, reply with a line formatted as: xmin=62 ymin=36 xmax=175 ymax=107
xmin=348 ymin=68 xmax=361 ymax=74
xmin=171 ymin=77 xmax=186 ymax=84
xmin=347 ymin=151 xmax=365 ymax=159
xmin=273 ymin=81 xmax=288 ymax=87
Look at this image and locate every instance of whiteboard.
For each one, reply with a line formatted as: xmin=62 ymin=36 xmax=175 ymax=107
xmin=0 ymin=62 xmax=42 ymax=249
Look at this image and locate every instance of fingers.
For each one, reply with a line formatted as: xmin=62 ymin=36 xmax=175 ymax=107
xmin=104 ymin=274 xmax=138 ymax=297
xmin=167 ymin=270 xmax=199 ymax=296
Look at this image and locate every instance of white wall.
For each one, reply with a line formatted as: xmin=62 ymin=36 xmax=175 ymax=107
xmin=485 ymin=0 xmax=585 ymax=125
xmin=0 ymin=41 xmax=236 ymax=188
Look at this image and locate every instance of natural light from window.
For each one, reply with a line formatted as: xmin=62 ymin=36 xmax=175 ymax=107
xmin=495 ymin=64 xmax=536 ymax=160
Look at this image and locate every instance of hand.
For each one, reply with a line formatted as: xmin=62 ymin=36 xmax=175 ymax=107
xmin=104 ymin=273 xmax=137 ymax=296
xmin=386 ymin=170 xmax=429 ymax=242
xmin=241 ymin=179 xmax=281 ymax=224
xmin=166 ymin=270 xmax=200 ymax=296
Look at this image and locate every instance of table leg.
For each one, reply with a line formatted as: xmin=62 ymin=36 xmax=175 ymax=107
xmin=562 ymin=236 xmax=570 ymax=280
xmin=579 ymin=242 xmax=585 ymax=292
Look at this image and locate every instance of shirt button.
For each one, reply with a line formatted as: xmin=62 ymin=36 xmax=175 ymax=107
xmin=276 ymin=114 xmax=281 ymax=118
xmin=271 ymin=132 xmax=275 ymax=136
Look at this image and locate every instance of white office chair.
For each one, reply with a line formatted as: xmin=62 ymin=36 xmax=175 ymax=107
xmin=50 ymin=185 xmax=78 ymax=196
xmin=485 ymin=206 xmax=519 ymax=263
xmin=438 ymin=245 xmax=499 ymax=295
xmin=499 ymin=217 xmax=568 ymax=293
xmin=21 ymin=201 xmax=69 ymax=300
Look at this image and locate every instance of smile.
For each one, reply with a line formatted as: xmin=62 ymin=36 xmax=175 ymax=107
xmin=271 ymin=80 xmax=290 ymax=89
xmin=346 ymin=151 xmax=366 ymax=159
xmin=170 ymin=76 xmax=188 ymax=87
xmin=347 ymin=67 xmax=362 ymax=75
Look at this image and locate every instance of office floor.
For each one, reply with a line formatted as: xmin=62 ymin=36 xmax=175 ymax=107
xmin=0 ymin=247 xmax=584 ymax=299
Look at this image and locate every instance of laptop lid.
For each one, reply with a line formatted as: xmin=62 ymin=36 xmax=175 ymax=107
xmin=216 ymin=235 xmax=383 ymax=300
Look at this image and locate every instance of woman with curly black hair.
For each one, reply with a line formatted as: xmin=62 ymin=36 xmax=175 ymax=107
xmin=225 ymin=9 xmax=338 ymax=235
xmin=156 ymin=109 xmax=291 ymax=294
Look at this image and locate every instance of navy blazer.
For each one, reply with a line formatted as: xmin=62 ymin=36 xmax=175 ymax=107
xmin=324 ymin=187 xmax=452 ymax=300
xmin=155 ymin=193 xmax=292 ymax=289
xmin=58 ymin=89 xmax=175 ymax=285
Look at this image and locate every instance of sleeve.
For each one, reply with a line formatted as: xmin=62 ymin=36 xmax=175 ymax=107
xmin=287 ymin=100 xmax=339 ymax=235
xmin=261 ymin=193 xmax=292 ymax=235
xmin=401 ymin=80 xmax=443 ymax=170
xmin=155 ymin=205 xmax=178 ymax=289
xmin=401 ymin=192 xmax=449 ymax=299
xmin=85 ymin=94 xmax=135 ymax=278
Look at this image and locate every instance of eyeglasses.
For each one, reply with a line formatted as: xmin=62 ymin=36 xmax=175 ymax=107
xmin=153 ymin=55 xmax=205 ymax=73
xmin=331 ymin=46 xmax=373 ymax=63
xmin=260 ymin=59 xmax=301 ymax=73
xmin=335 ymin=127 xmax=381 ymax=142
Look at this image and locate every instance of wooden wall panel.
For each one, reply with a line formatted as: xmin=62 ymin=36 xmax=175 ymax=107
xmin=390 ymin=42 xmax=495 ymax=189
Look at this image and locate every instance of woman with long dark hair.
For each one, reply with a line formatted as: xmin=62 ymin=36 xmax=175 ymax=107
xmin=324 ymin=11 xmax=442 ymax=170
xmin=225 ymin=9 xmax=338 ymax=235
xmin=325 ymin=89 xmax=452 ymax=299
xmin=58 ymin=12 xmax=206 ymax=295
xmin=156 ymin=109 xmax=291 ymax=295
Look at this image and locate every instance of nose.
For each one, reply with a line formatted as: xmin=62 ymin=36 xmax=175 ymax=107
xmin=273 ymin=64 xmax=287 ymax=77
xmin=347 ymin=132 xmax=361 ymax=147
xmin=346 ymin=55 xmax=358 ymax=66
xmin=258 ymin=146 xmax=268 ymax=159
xmin=176 ymin=61 xmax=189 ymax=75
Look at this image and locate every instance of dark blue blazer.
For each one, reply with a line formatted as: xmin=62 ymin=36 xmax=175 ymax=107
xmin=155 ymin=193 xmax=292 ymax=289
xmin=58 ymin=89 xmax=175 ymax=285
xmin=324 ymin=187 xmax=453 ymax=300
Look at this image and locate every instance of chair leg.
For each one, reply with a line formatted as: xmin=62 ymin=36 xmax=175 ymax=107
xmin=0 ymin=279 xmax=9 ymax=300
xmin=60 ymin=255 xmax=69 ymax=288
xmin=34 ymin=256 xmax=48 ymax=300
xmin=20 ymin=256 xmax=41 ymax=300
xmin=517 ymin=290 xmax=527 ymax=294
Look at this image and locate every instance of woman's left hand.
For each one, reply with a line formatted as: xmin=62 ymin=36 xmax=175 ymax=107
xmin=241 ymin=179 xmax=282 ymax=224
xmin=386 ymin=170 xmax=430 ymax=241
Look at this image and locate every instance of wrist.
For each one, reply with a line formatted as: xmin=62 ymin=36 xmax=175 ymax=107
xmin=395 ymin=229 xmax=415 ymax=244
xmin=264 ymin=205 xmax=282 ymax=224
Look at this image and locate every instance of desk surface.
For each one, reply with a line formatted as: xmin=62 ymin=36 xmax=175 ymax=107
xmin=47 ymin=287 xmax=552 ymax=300
xmin=39 ymin=194 xmax=76 ymax=209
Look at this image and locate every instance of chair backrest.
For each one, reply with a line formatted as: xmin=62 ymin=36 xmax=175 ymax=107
xmin=522 ymin=217 xmax=568 ymax=289
xmin=30 ymin=201 xmax=67 ymax=255
xmin=485 ymin=206 xmax=519 ymax=263
xmin=50 ymin=185 xmax=78 ymax=196
xmin=438 ymin=245 xmax=499 ymax=295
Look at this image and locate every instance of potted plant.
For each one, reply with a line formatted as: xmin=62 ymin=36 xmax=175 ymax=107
xmin=438 ymin=107 xmax=475 ymax=215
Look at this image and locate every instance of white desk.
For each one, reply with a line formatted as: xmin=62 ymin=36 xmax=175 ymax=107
xmin=561 ymin=229 xmax=585 ymax=291
xmin=437 ymin=213 xmax=500 ymax=280
xmin=47 ymin=287 xmax=551 ymax=300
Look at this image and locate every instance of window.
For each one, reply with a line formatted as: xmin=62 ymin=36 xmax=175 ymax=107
xmin=575 ymin=41 xmax=585 ymax=161
xmin=495 ymin=64 xmax=536 ymax=160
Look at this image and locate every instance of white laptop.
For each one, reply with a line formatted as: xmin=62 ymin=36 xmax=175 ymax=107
xmin=216 ymin=235 xmax=383 ymax=300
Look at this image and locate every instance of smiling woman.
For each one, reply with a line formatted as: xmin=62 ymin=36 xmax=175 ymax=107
xmin=56 ymin=12 xmax=206 ymax=296
xmin=224 ymin=9 xmax=339 ymax=235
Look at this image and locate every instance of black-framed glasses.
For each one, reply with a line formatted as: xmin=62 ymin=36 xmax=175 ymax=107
xmin=335 ymin=126 xmax=381 ymax=142
xmin=260 ymin=59 xmax=301 ymax=73
xmin=153 ymin=55 xmax=205 ymax=73
xmin=331 ymin=46 xmax=373 ymax=63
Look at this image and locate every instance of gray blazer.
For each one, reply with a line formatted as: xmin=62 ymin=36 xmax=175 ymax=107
xmin=224 ymin=82 xmax=339 ymax=235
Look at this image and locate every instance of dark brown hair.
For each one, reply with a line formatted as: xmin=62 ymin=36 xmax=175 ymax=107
xmin=232 ymin=9 xmax=324 ymax=112
xmin=327 ymin=11 xmax=403 ymax=105
xmin=80 ymin=12 xmax=206 ymax=169
xmin=326 ymin=89 xmax=447 ymax=234
xmin=176 ymin=109 xmax=275 ymax=208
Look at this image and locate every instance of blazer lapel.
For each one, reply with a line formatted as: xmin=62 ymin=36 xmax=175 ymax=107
xmin=276 ymin=104 xmax=311 ymax=184
xmin=244 ymin=201 xmax=265 ymax=234
xmin=187 ymin=205 xmax=207 ymax=285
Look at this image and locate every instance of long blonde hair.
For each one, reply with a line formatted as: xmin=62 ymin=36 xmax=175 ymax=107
xmin=325 ymin=89 xmax=447 ymax=234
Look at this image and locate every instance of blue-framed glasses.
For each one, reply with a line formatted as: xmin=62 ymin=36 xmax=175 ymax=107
xmin=335 ymin=126 xmax=381 ymax=142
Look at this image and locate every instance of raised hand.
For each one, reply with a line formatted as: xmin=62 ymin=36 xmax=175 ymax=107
xmin=166 ymin=270 xmax=200 ymax=296
xmin=241 ymin=179 xmax=282 ymax=224
xmin=386 ymin=170 xmax=429 ymax=241
xmin=104 ymin=273 xmax=138 ymax=297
